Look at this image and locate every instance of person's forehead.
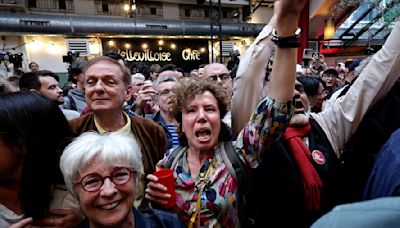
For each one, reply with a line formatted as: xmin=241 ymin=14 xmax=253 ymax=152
xmin=204 ymin=64 xmax=229 ymax=76
xmin=158 ymin=81 xmax=177 ymax=89
xmin=132 ymin=78 xmax=144 ymax=84
xmin=39 ymin=76 xmax=58 ymax=84
xmin=86 ymin=61 xmax=123 ymax=75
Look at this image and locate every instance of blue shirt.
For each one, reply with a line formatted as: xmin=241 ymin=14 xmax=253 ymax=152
xmin=364 ymin=128 xmax=400 ymax=199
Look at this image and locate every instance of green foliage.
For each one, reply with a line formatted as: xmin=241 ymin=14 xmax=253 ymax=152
xmin=383 ymin=3 xmax=400 ymax=23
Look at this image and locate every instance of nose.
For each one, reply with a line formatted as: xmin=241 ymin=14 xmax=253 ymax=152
xmin=196 ymin=108 xmax=207 ymax=123
xmin=93 ymin=81 xmax=105 ymax=92
xmin=216 ymin=77 xmax=223 ymax=85
xmin=293 ymin=88 xmax=300 ymax=97
xmin=57 ymin=86 xmax=63 ymax=94
xmin=99 ymin=178 xmax=117 ymax=196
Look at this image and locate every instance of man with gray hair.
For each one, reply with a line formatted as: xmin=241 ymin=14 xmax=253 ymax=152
xmin=152 ymin=75 xmax=180 ymax=149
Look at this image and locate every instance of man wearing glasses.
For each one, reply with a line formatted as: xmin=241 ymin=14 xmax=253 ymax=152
xmin=200 ymin=63 xmax=233 ymax=128
xmin=152 ymin=75 xmax=180 ymax=149
xmin=201 ymin=63 xmax=233 ymax=95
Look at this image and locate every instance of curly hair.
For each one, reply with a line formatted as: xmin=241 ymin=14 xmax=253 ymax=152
xmin=171 ymin=77 xmax=231 ymax=146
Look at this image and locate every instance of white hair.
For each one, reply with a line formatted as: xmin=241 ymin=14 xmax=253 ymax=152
xmin=354 ymin=56 xmax=373 ymax=78
xmin=289 ymin=105 xmax=311 ymax=127
xmin=131 ymin=73 xmax=145 ymax=81
xmin=60 ymin=131 xmax=143 ymax=194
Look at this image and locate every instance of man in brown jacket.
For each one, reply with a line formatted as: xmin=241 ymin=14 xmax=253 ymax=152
xmin=69 ymin=56 xmax=167 ymax=208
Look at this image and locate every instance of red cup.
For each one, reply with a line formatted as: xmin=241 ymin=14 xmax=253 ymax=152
xmin=153 ymin=168 xmax=176 ymax=208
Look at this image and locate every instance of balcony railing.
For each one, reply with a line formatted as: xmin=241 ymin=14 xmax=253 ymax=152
xmin=29 ymin=0 xmax=74 ymax=13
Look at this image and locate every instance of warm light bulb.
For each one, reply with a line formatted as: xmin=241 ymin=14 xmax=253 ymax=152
xmin=158 ymin=40 xmax=164 ymax=46
xmin=124 ymin=4 xmax=130 ymax=12
xmin=142 ymin=43 xmax=148 ymax=49
xmin=324 ymin=18 xmax=335 ymax=40
xmin=125 ymin=43 xmax=131 ymax=49
xmin=108 ymin=40 xmax=115 ymax=46
xmin=170 ymin=43 xmax=176 ymax=49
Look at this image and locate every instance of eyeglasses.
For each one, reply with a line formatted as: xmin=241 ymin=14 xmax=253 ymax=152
xmin=206 ymin=73 xmax=231 ymax=82
xmin=158 ymin=88 xmax=173 ymax=96
xmin=74 ymin=167 xmax=135 ymax=192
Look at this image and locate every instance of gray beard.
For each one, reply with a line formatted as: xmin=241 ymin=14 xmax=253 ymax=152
xmin=289 ymin=109 xmax=311 ymax=127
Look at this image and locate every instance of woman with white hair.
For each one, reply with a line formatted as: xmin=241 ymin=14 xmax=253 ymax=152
xmin=60 ymin=131 xmax=184 ymax=228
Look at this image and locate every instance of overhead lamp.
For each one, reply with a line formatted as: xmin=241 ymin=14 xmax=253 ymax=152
xmin=324 ymin=17 xmax=335 ymax=40
xmin=123 ymin=4 xmax=130 ymax=12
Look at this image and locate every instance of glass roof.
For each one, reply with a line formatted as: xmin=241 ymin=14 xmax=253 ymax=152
xmin=335 ymin=0 xmax=399 ymax=45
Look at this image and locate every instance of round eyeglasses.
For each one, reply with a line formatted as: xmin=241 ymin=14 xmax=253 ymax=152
xmin=206 ymin=73 xmax=231 ymax=82
xmin=74 ymin=167 xmax=135 ymax=192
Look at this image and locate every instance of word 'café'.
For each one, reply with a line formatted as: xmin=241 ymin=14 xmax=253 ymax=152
xmin=103 ymin=38 xmax=209 ymax=72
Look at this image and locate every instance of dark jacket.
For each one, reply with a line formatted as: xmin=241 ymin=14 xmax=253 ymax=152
xmin=77 ymin=207 xmax=185 ymax=228
xmin=246 ymin=118 xmax=340 ymax=228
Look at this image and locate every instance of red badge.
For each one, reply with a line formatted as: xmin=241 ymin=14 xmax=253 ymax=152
xmin=312 ymin=150 xmax=325 ymax=165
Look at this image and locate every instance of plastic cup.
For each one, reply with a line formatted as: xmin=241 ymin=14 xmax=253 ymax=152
xmin=153 ymin=168 xmax=176 ymax=208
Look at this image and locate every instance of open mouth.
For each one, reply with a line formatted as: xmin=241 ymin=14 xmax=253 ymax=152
xmin=195 ymin=129 xmax=211 ymax=142
xmin=294 ymin=99 xmax=305 ymax=114
xmin=98 ymin=200 xmax=121 ymax=210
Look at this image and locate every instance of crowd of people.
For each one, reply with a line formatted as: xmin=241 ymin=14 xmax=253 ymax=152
xmin=1 ymin=0 xmax=400 ymax=227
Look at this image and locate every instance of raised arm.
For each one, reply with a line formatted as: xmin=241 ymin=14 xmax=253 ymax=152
xmin=235 ymin=0 xmax=306 ymax=165
xmin=269 ymin=0 xmax=304 ymax=102
xmin=313 ymin=20 xmax=400 ymax=156
xmin=231 ymin=16 xmax=277 ymax=136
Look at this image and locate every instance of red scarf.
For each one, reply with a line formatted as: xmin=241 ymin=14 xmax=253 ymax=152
xmin=283 ymin=122 xmax=322 ymax=210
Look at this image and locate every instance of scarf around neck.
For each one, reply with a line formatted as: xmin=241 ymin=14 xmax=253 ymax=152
xmin=283 ymin=122 xmax=322 ymax=210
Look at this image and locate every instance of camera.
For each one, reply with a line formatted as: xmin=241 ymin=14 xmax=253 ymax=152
xmin=62 ymin=51 xmax=80 ymax=63
xmin=8 ymin=53 xmax=23 ymax=69
xmin=0 ymin=51 xmax=23 ymax=69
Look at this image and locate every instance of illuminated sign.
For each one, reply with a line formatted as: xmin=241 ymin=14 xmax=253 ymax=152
xmin=120 ymin=49 xmax=172 ymax=62
xmin=102 ymin=38 xmax=209 ymax=72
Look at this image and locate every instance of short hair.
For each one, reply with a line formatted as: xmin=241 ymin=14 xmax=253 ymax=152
xmin=60 ymin=131 xmax=143 ymax=194
xmin=82 ymin=56 xmax=131 ymax=87
xmin=354 ymin=56 xmax=372 ymax=78
xmin=202 ymin=63 xmax=229 ymax=78
xmin=161 ymin=64 xmax=177 ymax=72
xmin=19 ymin=70 xmax=59 ymax=91
xmin=154 ymin=75 xmax=178 ymax=91
xmin=131 ymin=73 xmax=145 ymax=81
xmin=171 ymin=77 xmax=231 ymax=146
xmin=0 ymin=92 xmax=71 ymax=219
xmin=296 ymin=76 xmax=321 ymax=97
xmin=70 ymin=59 xmax=87 ymax=76
xmin=104 ymin=51 xmax=124 ymax=61
xmin=29 ymin=62 xmax=38 ymax=68
xmin=150 ymin=64 xmax=161 ymax=73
